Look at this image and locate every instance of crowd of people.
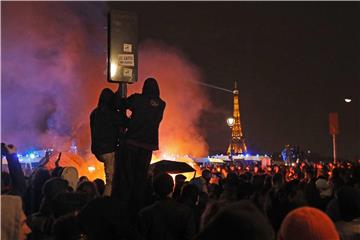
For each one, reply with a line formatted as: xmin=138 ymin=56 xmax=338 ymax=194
xmin=2 ymin=144 xmax=360 ymax=240
xmin=1 ymin=77 xmax=359 ymax=240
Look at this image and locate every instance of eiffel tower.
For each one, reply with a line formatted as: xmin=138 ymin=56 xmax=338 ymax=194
xmin=227 ymin=81 xmax=247 ymax=154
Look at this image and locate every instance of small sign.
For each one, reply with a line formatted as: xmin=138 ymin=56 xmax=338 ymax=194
xmin=123 ymin=68 xmax=133 ymax=77
xmin=123 ymin=43 xmax=132 ymax=53
xmin=118 ymin=54 xmax=134 ymax=66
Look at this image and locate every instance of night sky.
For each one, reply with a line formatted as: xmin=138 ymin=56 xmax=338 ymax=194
xmin=112 ymin=2 xmax=359 ymax=159
xmin=2 ymin=2 xmax=359 ymax=160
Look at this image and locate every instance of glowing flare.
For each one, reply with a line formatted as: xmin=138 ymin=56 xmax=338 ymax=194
xmin=88 ymin=166 xmax=96 ymax=172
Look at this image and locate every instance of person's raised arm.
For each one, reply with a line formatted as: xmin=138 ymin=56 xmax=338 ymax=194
xmin=2 ymin=144 xmax=26 ymax=197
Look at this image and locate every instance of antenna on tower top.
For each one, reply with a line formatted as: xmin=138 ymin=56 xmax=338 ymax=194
xmin=233 ymin=81 xmax=239 ymax=94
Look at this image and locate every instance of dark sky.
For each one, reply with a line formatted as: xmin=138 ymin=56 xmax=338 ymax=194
xmin=111 ymin=2 xmax=359 ymax=159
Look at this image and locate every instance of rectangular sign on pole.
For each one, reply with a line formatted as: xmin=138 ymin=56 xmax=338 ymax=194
xmin=329 ymin=112 xmax=339 ymax=135
xmin=108 ymin=11 xmax=138 ymax=83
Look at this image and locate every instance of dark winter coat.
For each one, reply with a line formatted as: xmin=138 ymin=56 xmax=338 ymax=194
xmin=90 ymin=88 xmax=124 ymax=156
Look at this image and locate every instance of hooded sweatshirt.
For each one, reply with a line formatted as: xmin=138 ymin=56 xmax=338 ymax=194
xmin=1 ymin=195 xmax=23 ymax=240
xmin=90 ymin=88 xmax=124 ymax=156
xmin=125 ymin=78 xmax=166 ymax=150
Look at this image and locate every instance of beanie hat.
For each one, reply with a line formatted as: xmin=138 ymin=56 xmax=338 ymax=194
xmin=279 ymin=207 xmax=339 ymax=240
xmin=196 ymin=200 xmax=274 ymax=240
xmin=315 ymin=178 xmax=332 ymax=198
xmin=1 ymin=195 xmax=23 ymax=240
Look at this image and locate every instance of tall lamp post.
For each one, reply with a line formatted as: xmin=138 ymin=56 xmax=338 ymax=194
xmin=227 ymin=117 xmax=235 ymax=161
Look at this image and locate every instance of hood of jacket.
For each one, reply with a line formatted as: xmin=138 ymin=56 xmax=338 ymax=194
xmin=97 ymin=88 xmax=114 ymax=107
xmin=142 ymin=78 xmax=160 ymax=97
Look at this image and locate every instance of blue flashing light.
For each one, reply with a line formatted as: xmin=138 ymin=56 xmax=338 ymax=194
xmin=246 ymin=154 xmax=249 ymax=157
xmin=29 ymin=153 xmax=35 ymax=159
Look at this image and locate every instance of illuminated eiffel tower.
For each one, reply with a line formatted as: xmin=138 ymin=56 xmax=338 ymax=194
xmin=227 ymin=81 xmax=247 ymax=154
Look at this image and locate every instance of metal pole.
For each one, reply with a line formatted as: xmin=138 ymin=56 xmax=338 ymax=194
xmin=117 ymin=82 xmax=128 ymax=145
xmin=332 ymin=134 xmax=337 ymax=164
xmin=118 ymin=82 xmax=127 ymax=98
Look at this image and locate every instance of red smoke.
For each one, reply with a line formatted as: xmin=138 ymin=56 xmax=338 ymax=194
xmin=2 ymin=2 xmax=210 ymax=159
xmin=135 ymin=41 xmax=210 ymax=157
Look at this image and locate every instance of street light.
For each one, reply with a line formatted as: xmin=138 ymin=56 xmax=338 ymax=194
xmin=227 ymin=117 xmax=235 ymax=127
xmin=226 ymin=117 xmax=235 ymax=161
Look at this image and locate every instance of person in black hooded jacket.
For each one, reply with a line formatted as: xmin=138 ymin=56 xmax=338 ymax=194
xmin=90 ymin=88 xmax=125 ymax=196
xmin=112 ymin=77 xmax=166 ymax=218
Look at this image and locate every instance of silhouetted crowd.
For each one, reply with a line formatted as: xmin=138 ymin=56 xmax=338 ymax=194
xmin=2 ymin=144 xmax=360 ymax=240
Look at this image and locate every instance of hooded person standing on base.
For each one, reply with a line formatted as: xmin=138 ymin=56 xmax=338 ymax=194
xmin=90 ymin=88 xmax=126 ymax=196
xmin=112 ymin=77 xmax=166 ymax=217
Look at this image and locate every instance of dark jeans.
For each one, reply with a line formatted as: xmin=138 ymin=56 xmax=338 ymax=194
xmin=112 ymin=143 xmax=152 ymax=217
